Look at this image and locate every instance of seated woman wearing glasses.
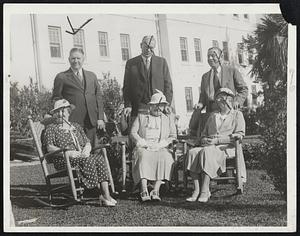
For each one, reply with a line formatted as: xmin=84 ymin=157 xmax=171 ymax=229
xmin=131 ymin=90 xmax=176 ymax=202
xmin=43 ymin=99 xmax=117 ymax=207
xmin=185 ymin=88 xmax=246 ymax=203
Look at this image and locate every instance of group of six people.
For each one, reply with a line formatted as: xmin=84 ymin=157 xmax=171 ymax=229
xmin=44 ymin=35 xmax=248 ymax=206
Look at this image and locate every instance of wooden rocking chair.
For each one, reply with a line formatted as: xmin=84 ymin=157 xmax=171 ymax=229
xmin=28 ymin=115 xmax=116 ymax=208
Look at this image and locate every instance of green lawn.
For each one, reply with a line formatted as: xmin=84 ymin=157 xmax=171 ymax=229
xmin=10 ymin=164 xmax=286 ymax=227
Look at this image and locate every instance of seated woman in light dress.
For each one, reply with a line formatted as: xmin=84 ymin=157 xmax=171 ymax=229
xmin=185 ymin=88 xmax=246 ymax=203
xmin=131 ymin=90 xmax=176 ymax=202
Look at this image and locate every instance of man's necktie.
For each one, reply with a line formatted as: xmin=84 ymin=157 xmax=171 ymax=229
xmin=76 ymin=72 xmax=83 ymax=84
xmin=145 ymin=58 xmax=151 ymax=71
xmin=213 ymin=69 xmax=221 ymax=91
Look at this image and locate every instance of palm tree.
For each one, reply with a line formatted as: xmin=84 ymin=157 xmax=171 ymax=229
xmin=244 ymin=14 xmax=288 ymax=198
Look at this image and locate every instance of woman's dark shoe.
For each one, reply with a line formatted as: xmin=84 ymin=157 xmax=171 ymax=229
xmin=140 ymin=191 xmax=151 ymax=202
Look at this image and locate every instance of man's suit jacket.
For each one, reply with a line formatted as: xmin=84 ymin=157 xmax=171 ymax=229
xmin=199 ymin=65 xmax=248 ymax=108
xmin=123 ymin=55 xmax=173 ymax=116
xmin=52 ymin=68 xmax=104 ymax=127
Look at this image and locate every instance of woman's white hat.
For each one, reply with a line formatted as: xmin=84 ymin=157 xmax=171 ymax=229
xmin=148 ymin=89 xmax=169 ymax=105
xmin=50 ymin=99 xmax=74 ymax=114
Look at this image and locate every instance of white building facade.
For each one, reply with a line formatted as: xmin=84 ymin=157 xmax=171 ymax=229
xmin=9 ymin=13 xmax=263 ymax=131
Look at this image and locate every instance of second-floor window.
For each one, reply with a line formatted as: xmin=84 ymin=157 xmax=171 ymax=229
xmin=98 ymin=31 xmax=109 ymax=57
xmin=48 ymin=26 xmax=63 ymax=58
xmin=244 ymin=14 xmax=249 ymax=20
xmin=222 ymin=41 xmax=229 ymax=61
xmin=180 ymin=37 xmax=188 ymax=62
xmin=212 ymin=40 xmax=219 ymax=48
xmin=73 ymin=29 xmax=86 ymax=54
xmin=120 ymin=34 xmax=131 ymax=61
xmin=185 ymin=87 xmax=193 ymax=112
xmin=194 ymin=38 xmax=202 ymax=62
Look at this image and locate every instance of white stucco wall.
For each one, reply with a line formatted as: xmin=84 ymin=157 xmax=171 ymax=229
xmin=9 ymin=14 xmax=36 ymax=87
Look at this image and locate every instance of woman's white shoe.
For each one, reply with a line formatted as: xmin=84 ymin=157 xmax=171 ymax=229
xmin=99 ymin=195 xmax=116 ymax=207
xmin=198 ymin=191 xmax=211 ymax=203
xmin=186 ymin=192 xmax=200 ymax=202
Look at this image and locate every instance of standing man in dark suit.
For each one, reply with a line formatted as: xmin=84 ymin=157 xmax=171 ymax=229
xmin=196 ymin=46 xmax=248 ymax=112
xmin=122 ymin=35 xmax=173 ymax=121
xmin=52 ymin=48 xmax=105 ymax=147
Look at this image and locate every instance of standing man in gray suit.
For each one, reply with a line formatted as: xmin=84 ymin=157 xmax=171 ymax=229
xmin=52 ymin=48 xmax=105 ymax=147
xmin=190 ymin=46 xmax=248 ymax=136
xmin=196 ymin=46 xmax=248 ymax=112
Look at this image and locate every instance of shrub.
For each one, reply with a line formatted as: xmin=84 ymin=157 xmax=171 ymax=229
xmin=241 ymin=107 xmax=261 ymax=135
xmin=10 ymin=78 xmax=53 ymax=138
xmin=243 ymin=14 xmax=287 ymax=199
xmin=99 ymin=72 xmax=123 ymax=123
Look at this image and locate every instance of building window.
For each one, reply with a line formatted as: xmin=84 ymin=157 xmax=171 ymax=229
xmin=180 ymin=37 xmax=189 ymax=62
xmin=73 ymin=29 xmax=86 ymax=54
xmin=48 ymin=26 xmax=63 ymax=58
xmin=212 ymin=40 xmax=219 ymax=48
xmin=194 ymin=38 xmax=202 ymax=62
xmin=233 ymin=14 xmax=239 ymax=18
xmin=222 ymin=41 xmax=229 ymax=61
xmin=185 ymin=87 xmax=193 ymax=112
xmin=98 ymin=31 xmax=109 ymax=57
xmin=237 ymin=43 xmax=249 ymax=66
xmin=120 ymin=34 xmax=131 ymax=61
xmin=244 ymin=14 xmax=249 ymax=20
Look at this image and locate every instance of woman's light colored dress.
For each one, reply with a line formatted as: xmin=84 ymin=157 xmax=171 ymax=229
xmin=185 ymin=110 xmax=247 ymax=182
xmin=131 ymin=113 xmax=176 ymax=184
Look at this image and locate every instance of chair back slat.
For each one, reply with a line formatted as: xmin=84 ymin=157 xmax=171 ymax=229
xmin=28 ymin=116 xmax=49 ymax=177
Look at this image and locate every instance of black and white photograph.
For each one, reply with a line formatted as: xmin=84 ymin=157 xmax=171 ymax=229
xmin=3 ymin=3 xmax=296 ymax=232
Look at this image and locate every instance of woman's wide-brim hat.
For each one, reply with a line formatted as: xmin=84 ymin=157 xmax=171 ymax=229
xmin=50 ymin=99 xmax=75 ymax=114
xmin=214 ymin=88 xmax=235 ymax=99
xmin=148 ymin=89 xmax=169 ymax=105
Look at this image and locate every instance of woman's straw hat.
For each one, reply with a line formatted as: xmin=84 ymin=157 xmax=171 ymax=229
xmin=50 ymin=99 xmax=75 ymax=114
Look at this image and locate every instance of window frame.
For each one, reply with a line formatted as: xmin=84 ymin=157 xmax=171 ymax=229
xmin=73 ymin=29 xmax=86 ymax=56
xmin=48 ymin=25 xmax=63 ymax=59
xmin=120 ymin=33 xmax=131 ymax=62
xmin=180 ymin=37 xmax=189 ymax=62
xmin=212 ymin=40 xmax=219 ymax=48
xmin=193 ymin=38 xmax=202 ymax=63
xmin=222 ymin=41 xmax=229 ymax=62
xmin=98 ymin=31 xmax=110 ymax=58
xmin=185 ymin=87 xmax=194 ymax=112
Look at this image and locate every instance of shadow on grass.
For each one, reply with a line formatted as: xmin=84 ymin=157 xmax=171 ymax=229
xmin=10 ymin=184 xmax=102 ymax=209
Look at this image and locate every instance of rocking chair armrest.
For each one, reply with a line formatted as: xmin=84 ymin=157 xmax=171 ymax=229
xmin=44 ymin=148 xmax=71 ymax=159
xmin=91 ymin=143 xmax=111 ymax=153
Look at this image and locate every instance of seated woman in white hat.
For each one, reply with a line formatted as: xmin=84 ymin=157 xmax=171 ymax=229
xmin=131 ymin=90 xmax=176 ymax=202
xmin=43 ymin=99 xmax=117 ymax=207
xmin=185 ymin=88 xmax=246 ymax=203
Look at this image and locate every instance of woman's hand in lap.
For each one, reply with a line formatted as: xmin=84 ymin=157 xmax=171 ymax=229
xmin=66 ymin=150 xmax=82 ymax=158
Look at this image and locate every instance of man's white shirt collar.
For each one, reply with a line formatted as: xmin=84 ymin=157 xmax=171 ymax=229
xmin=141 ymin=55 xmax=152 ymax=64
xmin=71 ymin=68 xmax=83 ymax=77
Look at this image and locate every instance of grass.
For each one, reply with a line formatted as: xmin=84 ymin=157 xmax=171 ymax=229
xmin=10 ymin=164 xmax=286 ymax=227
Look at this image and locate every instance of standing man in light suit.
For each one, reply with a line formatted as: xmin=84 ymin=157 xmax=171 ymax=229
xmin=190 ymin=46 xmax=248 ymax=136
xmin=122 ymin=35 xmax=173 ymax=123
xmin=196 ymin=47 xmax=248 ymax=112
xmin=52 ymin=48 xmax=105 ymax=147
